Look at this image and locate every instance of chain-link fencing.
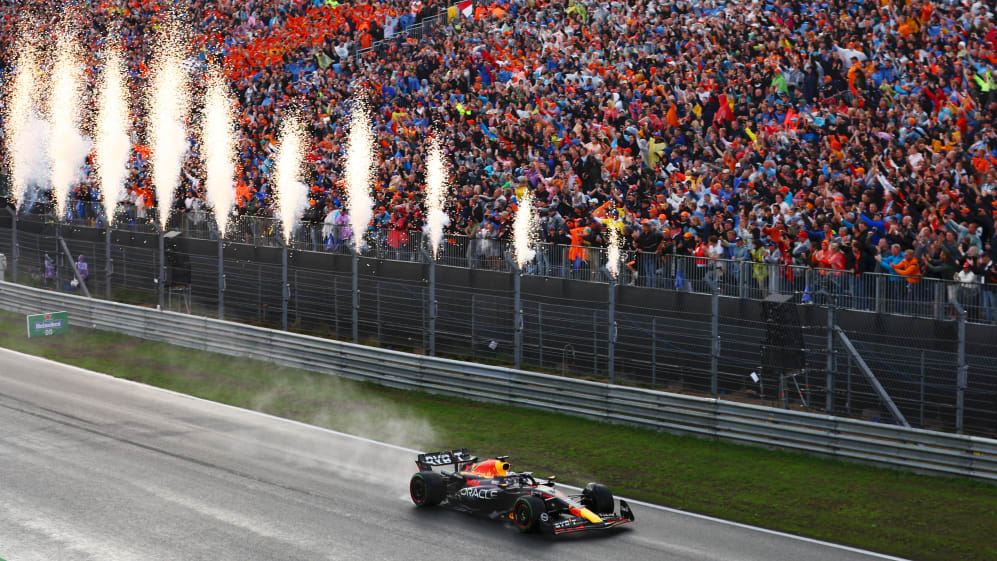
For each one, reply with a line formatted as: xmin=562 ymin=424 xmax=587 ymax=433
xmin=1 ymin=213 xmax=994 ymax=437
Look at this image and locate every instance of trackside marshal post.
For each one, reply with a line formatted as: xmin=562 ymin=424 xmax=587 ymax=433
xmin=26 ymin=312 xmax=69 ymax=338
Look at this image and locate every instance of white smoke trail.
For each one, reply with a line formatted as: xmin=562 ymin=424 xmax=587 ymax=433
xmin=202 ymin=70 xmax=238 ymax=237
xmin=273 ymin=114 xmax=309 ymax=246
xmin=4 ymin=43 xmax=42 ymax=211
xmin=344 ymin=99 xmax=375 ymax=253
xmin=94 ymin=48 xmax=131 ymax=225
xmin=147 ymin=28 xmax=190 ymax=230
xmin=512 ymin=190 xmax=537 ymax=269
xmin=423 ymin=137 xmax=449 ymax=259
xmin=607 ymin=222 xmax=621 ymax=279
xmin=48 ymin=29 xmax=88 ymax=220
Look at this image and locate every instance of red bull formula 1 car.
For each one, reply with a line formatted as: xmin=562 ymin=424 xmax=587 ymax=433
xmin=409 ymin=448 xmax=634 ymax=535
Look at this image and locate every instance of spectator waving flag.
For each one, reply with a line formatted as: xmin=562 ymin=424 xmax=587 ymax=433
xmin=877 ymin=173 xmax=896 ymax=194
xmin=784 ymin=108 xmax=800 ymax=133
xmin=457 ymin=0 xmax=473 ymax=19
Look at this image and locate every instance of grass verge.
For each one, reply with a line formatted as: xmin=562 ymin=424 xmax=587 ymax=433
xmin=0 ymin=310 xmax=993 ymax=560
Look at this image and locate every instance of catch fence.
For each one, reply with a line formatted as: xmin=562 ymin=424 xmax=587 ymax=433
xmin=17 ymin=210 xmax=997 ymax=326
xmin=1 ymin=213 xmax=994 ymax=438
xmin=1 ymin=280 xmax=995 ymax=482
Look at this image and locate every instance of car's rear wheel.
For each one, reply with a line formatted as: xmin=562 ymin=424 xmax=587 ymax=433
xmin=410 ymin=471 xmax=445 ymax=507
xmin=513 ymin=495 xmax=546 ymax=533
xmin=583 ymin=482 xmax=615 ymax=514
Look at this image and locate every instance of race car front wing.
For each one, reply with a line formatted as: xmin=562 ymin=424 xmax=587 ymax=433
xmin=547 ymin=500 xmax=635 ymax=535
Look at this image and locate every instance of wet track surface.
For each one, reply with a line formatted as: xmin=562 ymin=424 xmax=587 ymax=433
xmin=0 ymin=348 xmax=905 ymax=561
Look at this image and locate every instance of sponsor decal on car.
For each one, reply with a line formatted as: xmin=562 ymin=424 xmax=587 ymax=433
xmin=421 ymin=452 xmax=453 ymax=465
xmin=458 ymin=487 xmax=499 ymax=500
xmin=419 ymin=449 xmax=471 ymax=466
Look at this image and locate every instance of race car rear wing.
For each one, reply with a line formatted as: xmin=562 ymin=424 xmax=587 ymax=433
xmin=416 ymin=448 xmax=477 ymax=471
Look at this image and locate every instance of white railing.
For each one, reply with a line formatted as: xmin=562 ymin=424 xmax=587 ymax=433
xmin=1 ymin=280 xmax=994 ymax=482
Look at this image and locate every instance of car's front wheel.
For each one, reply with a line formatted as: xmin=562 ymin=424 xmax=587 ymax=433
xmin=513 ymin=495 xmax=546 ymax=533
xmin=410 ymin=471 xmax=445 ymax=507
xmin=582 ymin=482 xmax=615 ymax=514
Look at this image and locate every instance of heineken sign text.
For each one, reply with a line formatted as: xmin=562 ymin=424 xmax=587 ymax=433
xmin=27 ymin=312 xmax=70 ymax=338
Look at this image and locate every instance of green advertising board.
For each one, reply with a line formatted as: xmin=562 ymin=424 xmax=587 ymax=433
xmin=26 ymin=311 xmax=70 ymax=338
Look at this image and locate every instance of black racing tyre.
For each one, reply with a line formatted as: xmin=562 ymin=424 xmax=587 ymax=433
xmin=410 ymin=471 xmax=445 ymax=507
xmin=512 ymin=495 xmax=546 ymax=533
xmin=583 ymin=482 xmax=615 ymax=514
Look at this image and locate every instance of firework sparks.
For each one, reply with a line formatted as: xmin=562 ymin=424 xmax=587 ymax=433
xmin=512 ymin=190 xmax=538 ymax=270
xmin=147 ymin=24 xmax=190 ymax=230
xmin=424 ymin=137 xmax=450 ymax=259
xmin=202 ymin=70 xmax=238 ymax=237
xmin=94 ymin=47 xmax=131 ymax=225
xmin=273 ymin=113 xmax=309 ymax=246
xmin=344 ymin=98 xmax=376 ymax=253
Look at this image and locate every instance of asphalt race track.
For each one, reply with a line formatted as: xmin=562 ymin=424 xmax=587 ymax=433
xmin=0 ymin=348 xmax=908 ymax=561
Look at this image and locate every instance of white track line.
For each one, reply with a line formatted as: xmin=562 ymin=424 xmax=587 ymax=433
xmin=0 ymin=347 xmax=909 ymax=561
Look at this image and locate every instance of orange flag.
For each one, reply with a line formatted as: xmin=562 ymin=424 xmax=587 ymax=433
xmin=666 ymin=103 xmax=679 ymax=127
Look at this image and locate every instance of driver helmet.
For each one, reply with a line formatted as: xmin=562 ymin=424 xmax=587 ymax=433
xmin=470 ymin=459 xmax=511 ymax=477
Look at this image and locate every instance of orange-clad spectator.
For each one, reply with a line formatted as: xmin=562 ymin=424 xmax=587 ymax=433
xmin=894 ymin=250 xmax=922 ymax=284
xmin=568 ymin=226 xmax=588 ymax=268
xmin=814 ymin=240 xmax=831 ymax=272
xmin=827 ymin=243 xmax=847 ymax=273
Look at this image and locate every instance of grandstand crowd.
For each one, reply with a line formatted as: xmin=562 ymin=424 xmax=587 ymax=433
xmin=1 ymin=0 xmax=997 ymax=306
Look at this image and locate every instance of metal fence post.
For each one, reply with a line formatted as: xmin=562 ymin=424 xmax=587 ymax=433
xmin=807 ymin=268 xmax=815 ymax=303
xmin=956 ymin=302 xmax=967 ymax=434
xmin=846 ymin=353 xmax=853 ymax=415
xmin=710 ymin=277 xmax=719 ymax=398
xmin=428 ymin=258 xmax=437 ymax=356
xmin=421 ymin=287 xmax=427 ymax=353
xmin=352 ymin=250 xmax=359 ymax=344
xmin=934 ymin=282 xmax=945 ymax=321
xmin=58 ymin=230 xmax=90 ymax=298
xmin=10 ymin=208 xmax=19 ymax=283
xmin=592 ymin=310 xmax=598 ymax=374
xmin=105 ymin=226 xmax=113 ymax=300
xmin=281 ymin=243 xmax=289 ymax=331
xmin=158 ymin=228 xmax=165 ymax=310
xmin=651 ymin=317 xmax=657 ymax=388
xmin=470 ymin=293 xmax=476 ymax=358
xmin=537 ymin=302 xmax=543 ymax=368
xmin=55 ymin=225 xmax=63 ymax=292
xmin=218 ymin=237 xmax=225 ymax=320
xmin=874 ymin=275 xmax=883 ymax=314
xmin=920 ymin=350 xmax=926 ymax=428
xmin=826 ymin=301 xmax=835 ymax=413
xmin=512 ymin=264 xmax=523 ymax=370
xmin=332 ymin=276 xmax=339 ymax=335
xmin=835 ymin=327 xmax=911 ymax=427
xmin=608 ymin=276 xmax=617 ymax=385
xmin=739 ymin=261 xmax=747 ymax=299
xmin=376 ymin=281 xmax=382 ymax=344
xmin=257 ymin=265 xmax=262 ymax=322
